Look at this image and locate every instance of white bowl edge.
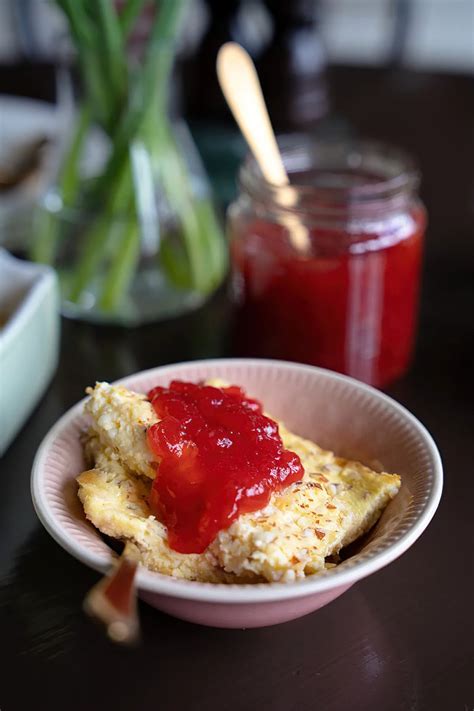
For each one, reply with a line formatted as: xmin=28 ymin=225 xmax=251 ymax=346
xmin=31 ymin=358 xmax=443 ymax=604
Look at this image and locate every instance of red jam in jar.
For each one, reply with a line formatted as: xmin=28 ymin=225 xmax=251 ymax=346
xmin=229 ymin=140 xmax=426 ymax=388
xmin=146 ymin=381 xmax=303 ymax=553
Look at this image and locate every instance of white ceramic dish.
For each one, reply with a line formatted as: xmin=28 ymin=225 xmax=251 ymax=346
xmin=31 ymin=359 xmax=442 ymax=628
xmin=0 ymin=249 xmax=59 ymax=455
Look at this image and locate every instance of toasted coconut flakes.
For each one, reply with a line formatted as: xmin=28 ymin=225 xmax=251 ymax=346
xmin=307 ymin=480 xmax=323 ymax=490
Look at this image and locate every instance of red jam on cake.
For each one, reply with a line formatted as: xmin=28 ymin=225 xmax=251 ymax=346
xmin=146 ymin=381 xmax=303 ymax=553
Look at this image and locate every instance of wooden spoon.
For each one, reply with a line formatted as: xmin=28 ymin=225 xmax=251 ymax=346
xmin=216 ymin=42 xmax=309 ymax=251
xmin=83 ymin=545 xmax=140 ymax=645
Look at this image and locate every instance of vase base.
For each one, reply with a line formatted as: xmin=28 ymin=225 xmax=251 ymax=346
xmin=60 ymin=270 xmax=209 ymax=327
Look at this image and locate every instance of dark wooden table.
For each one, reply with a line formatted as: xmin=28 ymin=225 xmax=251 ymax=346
xmin=1 ymin=66 xmax=473 ymax=711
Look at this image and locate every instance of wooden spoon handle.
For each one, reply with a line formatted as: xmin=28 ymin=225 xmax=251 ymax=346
xmin=217 ymin=42 xmax=289 ymax=186
xmin=83 ymin=549 xmax=139 ymax=645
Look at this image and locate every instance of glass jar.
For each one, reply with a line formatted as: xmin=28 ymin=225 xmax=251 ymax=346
xmin=228 ymin=138 xmax=426 ymax=388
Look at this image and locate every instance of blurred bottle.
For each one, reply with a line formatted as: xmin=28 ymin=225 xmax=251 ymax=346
xmin=179 ymin=0 xmax=329 ymax=204
xmin=257 ymin=0 xmax=329 ymax=131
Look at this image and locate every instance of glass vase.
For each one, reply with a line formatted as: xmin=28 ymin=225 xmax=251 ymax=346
xmin=33 ymin=120 xmax=227 ymax=326
xmin=30 ymin=0 xmax=227 ymax=326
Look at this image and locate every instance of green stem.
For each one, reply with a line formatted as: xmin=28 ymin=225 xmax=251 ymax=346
xmin=119 ymin=0 xmax=148 ymax=36
xmin=56 ymin=0 xmax=95 ymax=46
xmin=70 ymin=0 xmax=189 ymax=304
xmin=155 ymin=128 xmax=208 ymax=290
xmin=89 ymin=0 xmax=188 ymax=202
xmin=56 ymin=0 xmax=110 ymax=126
xmin=30 ymin=103 xmax=91 ymax=264
xmin=61 ymin=102 xmax=91 ymax=204
xmin=98 ymin=221 xmax=140 ymax=311
xmin=152 ymin=114 xmax=227 ymax=294
xmin=194 ymin=198 xmax=228 ymax=288
xmin=96 ymin=0 xmax=126 ymax=108
xmin=48 ymin=0 xmax=224 ymax=313
xmin=68 ymin=161 xmax=132 ymax=302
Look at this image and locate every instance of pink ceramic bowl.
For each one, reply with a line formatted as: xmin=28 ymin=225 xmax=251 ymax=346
xmin=31 ymin=359 xmax=442 ymax=628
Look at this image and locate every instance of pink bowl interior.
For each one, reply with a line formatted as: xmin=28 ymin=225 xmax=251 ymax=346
xmin=32 ymin=359 xmax=441 ymax=601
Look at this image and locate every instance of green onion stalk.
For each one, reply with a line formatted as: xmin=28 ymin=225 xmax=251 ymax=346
xmin=31 ymin=0 xmax=227 ymax=313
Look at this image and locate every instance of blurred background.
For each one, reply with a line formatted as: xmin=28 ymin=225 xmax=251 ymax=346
xmin=0 ymin=0 xmax=472 ymax=233
xmin=2 ymin=1 xmax=473 ymax=70
xmin=0 ymin=0 xmax=473 ymax=446
xmin=1 ymin=0 xmax=473 ymax=219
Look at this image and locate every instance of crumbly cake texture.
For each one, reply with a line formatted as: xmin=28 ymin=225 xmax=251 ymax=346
xmin=84 ymin=384 xmax=157 ymax=479
xmin=77 ymin=381 xmax=401 ymax=583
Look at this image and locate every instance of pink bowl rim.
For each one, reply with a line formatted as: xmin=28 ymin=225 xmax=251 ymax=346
xmin=31 ymin=358 xmax=443 ymax=604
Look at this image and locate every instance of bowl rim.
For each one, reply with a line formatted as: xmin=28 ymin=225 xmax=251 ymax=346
xmin=31 ymin=358 xmax=443 ymax=604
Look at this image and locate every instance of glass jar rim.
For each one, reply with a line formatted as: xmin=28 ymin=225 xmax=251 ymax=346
xmin=238 ymin=136 xmax=420 ymax=219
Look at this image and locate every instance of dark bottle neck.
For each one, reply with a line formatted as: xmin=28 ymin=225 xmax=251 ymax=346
xmin=262 ymin=0 xmax=321 ymax=27
xmin=180 ymin=0 xmax=328 ymax=129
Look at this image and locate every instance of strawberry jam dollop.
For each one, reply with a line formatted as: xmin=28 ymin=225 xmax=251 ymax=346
xmin=146 ymin=380 xmax=303 ymax=553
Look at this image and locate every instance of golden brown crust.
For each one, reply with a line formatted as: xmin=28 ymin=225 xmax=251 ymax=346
xmin=77 ymin=382 xmax=401 ymax=584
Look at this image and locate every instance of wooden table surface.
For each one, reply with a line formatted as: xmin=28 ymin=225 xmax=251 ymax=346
xmin=1 ymin=65 xmax=473 ymax=711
